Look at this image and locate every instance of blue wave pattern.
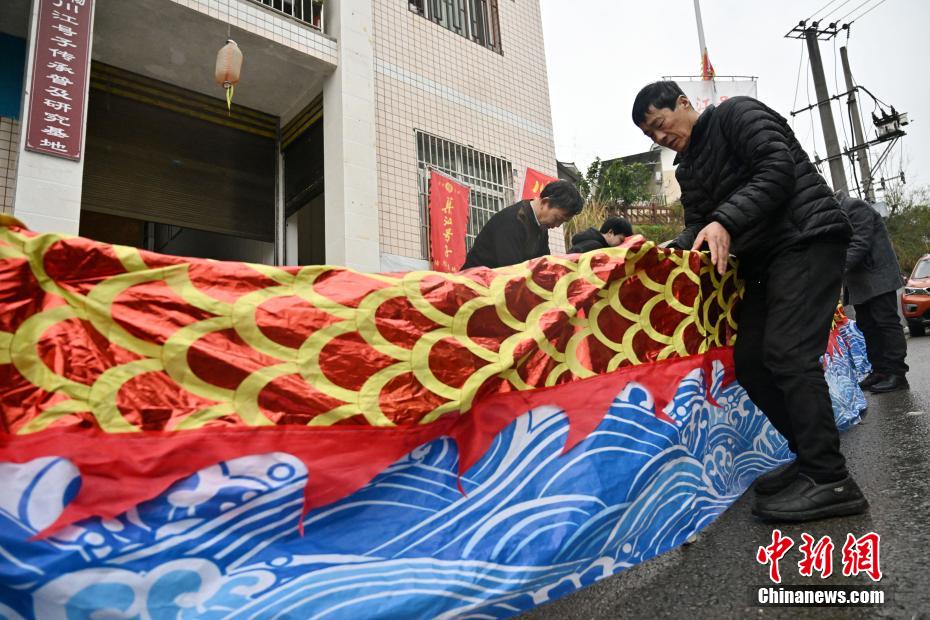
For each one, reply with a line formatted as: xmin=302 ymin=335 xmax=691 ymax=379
xmin=0 ymin=338 xmax=868 ymax=619
xmin=826 ymin=320 xmax=870 ymax=424
xmin=838 ymin=318 xmax=872 ymax=381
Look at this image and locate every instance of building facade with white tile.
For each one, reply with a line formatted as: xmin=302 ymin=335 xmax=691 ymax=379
xmin=0 ymin=0 xmax=558 ymax=271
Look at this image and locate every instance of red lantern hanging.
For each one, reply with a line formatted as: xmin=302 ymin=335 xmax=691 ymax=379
xmin=215 ymin=39 xmax=243 ymax=112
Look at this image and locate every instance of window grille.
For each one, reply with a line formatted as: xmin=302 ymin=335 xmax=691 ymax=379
xmin=409 ymin=0 xmax=502 ymax=53
xmin=415 ymin=130 xmax=515 ymax=258
xmin=253 ymin=0 xmax=323 ymax=30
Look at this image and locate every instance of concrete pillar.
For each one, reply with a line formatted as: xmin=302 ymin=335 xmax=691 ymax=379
xmin=322 ymin=0 xmax=380 ymax=271
xmin=13 ymin=0 xmax=96 ymax=235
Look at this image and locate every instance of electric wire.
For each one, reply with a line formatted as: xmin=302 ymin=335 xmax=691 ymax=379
xmin=806 ymin=0 xmax=845 ymax=22
xmin=804 ymin=58 xmax=820 ymax=165
xmin=837 ymin=0 xmax=875 ymax=24
xmin=790 ymin=40 xmax=806 ymax=131
xmin=818 ymin=0 xmax=855 ymax=21
xmin=847 ymin=0 xmax=889 ymax=24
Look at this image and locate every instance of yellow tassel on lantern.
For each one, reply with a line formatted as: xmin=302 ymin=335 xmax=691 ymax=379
xmin=215 ymin=39 xmax=243 ymax=114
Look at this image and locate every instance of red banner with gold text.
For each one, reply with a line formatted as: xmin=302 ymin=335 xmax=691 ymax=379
xmin=428 ymin=170 xmax=469 ymax=272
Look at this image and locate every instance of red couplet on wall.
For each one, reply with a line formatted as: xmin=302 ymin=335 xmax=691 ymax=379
xmin=521 ymin=167 xmax=557 ymax=200
xmin=24 ymin=0 xmax=94 ymax=161
xmin=428 ymin=170 xmax=470 ymax=272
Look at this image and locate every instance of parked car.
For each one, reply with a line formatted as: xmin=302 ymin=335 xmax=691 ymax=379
xmin=902 ymin=254 xmax=930 ymax=336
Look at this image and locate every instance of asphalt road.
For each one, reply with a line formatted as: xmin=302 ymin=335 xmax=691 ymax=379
xmin=524 ymin=334 xmax=930 ymax=619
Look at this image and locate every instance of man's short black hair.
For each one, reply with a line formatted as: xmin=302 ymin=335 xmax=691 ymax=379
xmin=600 ymin=216 xmax=633 ymax=237
xmin=540 ymin=180 xmax=584 ymax=216
xmin=631 ymin=81 xmax=687 ymax=126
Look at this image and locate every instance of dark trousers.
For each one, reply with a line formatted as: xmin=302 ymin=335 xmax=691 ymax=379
xmin=734 ymin=240 xmax=848 ymax=483
xmin=854 ymin=290 xmax=909 ymax=376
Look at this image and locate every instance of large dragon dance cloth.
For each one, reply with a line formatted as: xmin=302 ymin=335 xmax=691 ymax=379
xmin=0 ymin=216 xmax=867 ymax=619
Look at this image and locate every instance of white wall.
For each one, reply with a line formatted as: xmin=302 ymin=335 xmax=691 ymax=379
xmin=12 ymin=0 xmax=95 ymax=234
xmin=658 ymin=146 xmax=681 ymax=203
xmin=0 ymin=117 xmax=19 ymax=214
xmin=322 ymin=0 xmax=380 ymax=272
xmin=372 ymin=0 xmax=559 ymax=259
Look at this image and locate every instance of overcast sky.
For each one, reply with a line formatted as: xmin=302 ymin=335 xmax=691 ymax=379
xmin=539 ymin=0 xmax=930 ymax=194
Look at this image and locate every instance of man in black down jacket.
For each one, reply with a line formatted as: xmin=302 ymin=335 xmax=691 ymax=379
xmin=632 ymin=81 xmax=867 ymax=523
xmin=462 ymin=180 xmax=583 ymax=270
xmin=837 ymin=191 xmax=909 ymax=393
xmin=568 ymin=216 xmax=633 ymax=253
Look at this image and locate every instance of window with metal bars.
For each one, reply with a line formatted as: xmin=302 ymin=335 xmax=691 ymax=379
xmin=408 ymin=0 xmax=502 ymax=53
xmin=415 ymin=131 xmax=515 ymax=258
xmin=255 ymin=0 xmax=323 ymax=29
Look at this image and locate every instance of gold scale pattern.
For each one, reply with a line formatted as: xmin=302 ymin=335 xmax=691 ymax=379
xmin=0 ymin=222 xmax=741 ymax=434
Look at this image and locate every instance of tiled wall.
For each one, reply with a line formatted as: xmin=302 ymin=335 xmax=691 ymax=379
xmin=0 ymin=117 xmax=20 ymax=214
xmin=169 ymin=0 xmax=338 ymax=64
xmin=372 ymin=0 xmax=560 ymax=259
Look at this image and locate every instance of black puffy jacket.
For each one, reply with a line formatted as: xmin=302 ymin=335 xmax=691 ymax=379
xmin=568 ymin=228 xmax=608 ymax=253
xmin=462 ymin=201 xmax=549 ymax=269
xmin=670 ymin=97 xmax=851 ymax=265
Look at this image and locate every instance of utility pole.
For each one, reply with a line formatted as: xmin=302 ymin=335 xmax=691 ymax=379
xmin=840 ymin=46 xmax=874 ymax=202
xmin=804 ymin=26 xmax=848 ymax=192
xmin=786 ymin=5 xmax=904 ymax=203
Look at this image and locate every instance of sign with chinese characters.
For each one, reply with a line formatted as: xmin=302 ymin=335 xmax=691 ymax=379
xmin=757 ymin=529 xmax=882 ymax=584
xmin=24 ymin=0 xmax=93 ymax=161
xmin=521 ymin=167 xmax=558 ymax=201
xmin=676 ymin=79 xmax=758 ymax=114
xmin=428 ymin=170 xmax=469 ymax=273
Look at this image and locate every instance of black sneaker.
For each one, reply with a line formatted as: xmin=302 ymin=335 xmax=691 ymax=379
xmin=868 ymin=375 xmax=909 ymax=394
xmin=858 ymin=372 xmax=886 ymax=390
xmin=751 ymin=474 xmax=868 ymax=522
xmin=753 ymin=460 xmax=800 ymax=496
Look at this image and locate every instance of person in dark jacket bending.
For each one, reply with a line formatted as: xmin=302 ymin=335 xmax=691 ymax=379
xmin=568 ymin=216 xmax=633 ymax=253
xmin=837 ymin=191 xmax=909 ymax=393
xmin=632 ymin=81 xmax=867 ymax=523
xmin=462 ymin=180 xmax=583 ymax=269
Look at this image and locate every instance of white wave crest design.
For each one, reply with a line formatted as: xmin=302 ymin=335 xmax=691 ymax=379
xmin=0 ymin=336 xmax=870 ymax=619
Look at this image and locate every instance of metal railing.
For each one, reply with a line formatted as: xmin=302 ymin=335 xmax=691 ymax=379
xmin=252 ymin=0 xmax=324 ymax=31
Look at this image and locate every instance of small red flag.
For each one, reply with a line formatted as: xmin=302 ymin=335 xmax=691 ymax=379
xmin=521 ymin=168 xmax=558 ymax=200
xmin=701 ymin=48 xmax=715 ymax=81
